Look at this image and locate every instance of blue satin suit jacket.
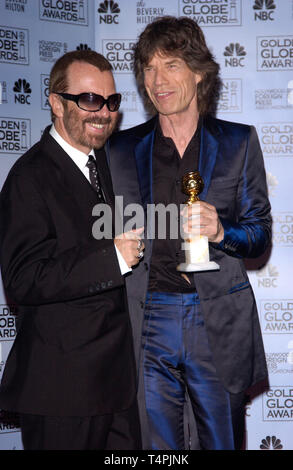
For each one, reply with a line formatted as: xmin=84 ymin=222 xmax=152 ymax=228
xmin=108 ymin=115 xmax=271 ymax=396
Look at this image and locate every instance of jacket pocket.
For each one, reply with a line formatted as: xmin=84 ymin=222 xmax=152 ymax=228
xmin=228 ymin=280 xmax=250 ymax=294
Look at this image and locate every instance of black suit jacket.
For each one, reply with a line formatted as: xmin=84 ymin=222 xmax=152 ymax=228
xmin=0 ymin=127 xmax=136 ymax=417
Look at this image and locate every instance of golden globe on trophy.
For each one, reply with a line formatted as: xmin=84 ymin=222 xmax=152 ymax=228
xmin=177 ymin=171 xmax=220 ymax=272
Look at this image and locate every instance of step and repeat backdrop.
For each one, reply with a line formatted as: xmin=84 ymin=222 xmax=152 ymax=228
xmin=0 ymin=0 xmax=292 ymax=451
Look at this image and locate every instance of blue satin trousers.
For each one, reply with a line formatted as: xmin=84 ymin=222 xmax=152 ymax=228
xmin=143 ymin=292 xmax=237 ymax=450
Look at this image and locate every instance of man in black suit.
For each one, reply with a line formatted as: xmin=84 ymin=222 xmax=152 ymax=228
xmin=108 ymin=17 xmax=271 ymax=450
xmin=0 ymin=50 xmax=143 ymax=450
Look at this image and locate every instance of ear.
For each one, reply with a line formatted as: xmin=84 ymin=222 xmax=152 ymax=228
xmin=194 ymin=72 xmax=203 ymax=86
xmin=49 ymin=93 xmax=64 ymax=119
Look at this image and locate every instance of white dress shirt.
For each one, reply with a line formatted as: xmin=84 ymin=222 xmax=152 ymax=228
xmin=49 ymin=125 xmax=131 ymax=275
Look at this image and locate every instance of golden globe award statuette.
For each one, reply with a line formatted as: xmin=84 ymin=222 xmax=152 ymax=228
xmin=177 ymin=171 xmax=219 ymax=272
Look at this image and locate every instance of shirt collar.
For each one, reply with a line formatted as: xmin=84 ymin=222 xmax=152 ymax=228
xmin=49 ymin=124 xmax=95 ymax=172
xmin=155 ymin=116 xmax=202 ymax=140
xmin=154 ymin=116 xmax=202 ymax=157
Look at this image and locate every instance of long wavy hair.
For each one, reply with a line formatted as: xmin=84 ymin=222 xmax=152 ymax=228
xmin=134 ymin=16 xmax=221 ymax=116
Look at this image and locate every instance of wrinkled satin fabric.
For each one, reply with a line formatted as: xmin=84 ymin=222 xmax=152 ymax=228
xmin=143 ymin=292 xmax=235 ymax=450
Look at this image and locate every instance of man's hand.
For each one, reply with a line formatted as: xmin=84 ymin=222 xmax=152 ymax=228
xmin=114 ymin=227 xmax=145 ymax=267
xmin=182 ymin=201 xmax=224 ymax=243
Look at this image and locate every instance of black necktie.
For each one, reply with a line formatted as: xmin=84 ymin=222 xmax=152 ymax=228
xmin=86 ymin=154 xmax=106 ymax=202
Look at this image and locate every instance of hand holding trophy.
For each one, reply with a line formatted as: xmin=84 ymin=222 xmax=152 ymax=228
xmin=177 ymin=171 xmax=220 ymax=272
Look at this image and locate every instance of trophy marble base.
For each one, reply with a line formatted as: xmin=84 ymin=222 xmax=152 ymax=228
xmin=177 ymin=261 xmax=219 ymax=272
xmin=177 ymin=236 xmax=220 ymax=273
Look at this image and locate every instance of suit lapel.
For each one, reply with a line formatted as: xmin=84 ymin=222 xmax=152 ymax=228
xmin=198 ymin=120 xmax=219 ymax=201
xmin=133 ymin=117 xmax=220 ymax=206
xmin=41 ymin=128 xmax=102 ymax=215
xmin=134 ymin=130 xmax=155 ymax=209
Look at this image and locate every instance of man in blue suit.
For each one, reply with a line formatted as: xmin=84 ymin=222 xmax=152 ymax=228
xmin=108 ymin=16 xmax=271 ymax=450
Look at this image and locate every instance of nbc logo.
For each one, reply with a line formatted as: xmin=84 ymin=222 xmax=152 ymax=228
xmin=260 ymin=436 xmax=283 ymax=450
xmin=288 ymin=80 xmax=293 ymax=105
xmin=13 ymin=79 xmax=31 ymax=105
xmin=253 ymin=0 xmax=276 ymax=9
xmin=256 ymin=263 xmax=278 ymax=288
xmin=253 ymin=0 xmax=276 ymax=21
xmin=98 ymin=0 xmax=120 ymax=24
xmin=224 ymin=43 xmax=246 ymax=67
xmin=266 ymin=172 xmax=278 ymax=198
xmin=76 ymin=44 xmax=91 ymax=50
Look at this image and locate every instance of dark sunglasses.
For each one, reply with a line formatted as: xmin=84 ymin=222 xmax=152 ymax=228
xmin=55 ymin=92 xmax=121 ymax=112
